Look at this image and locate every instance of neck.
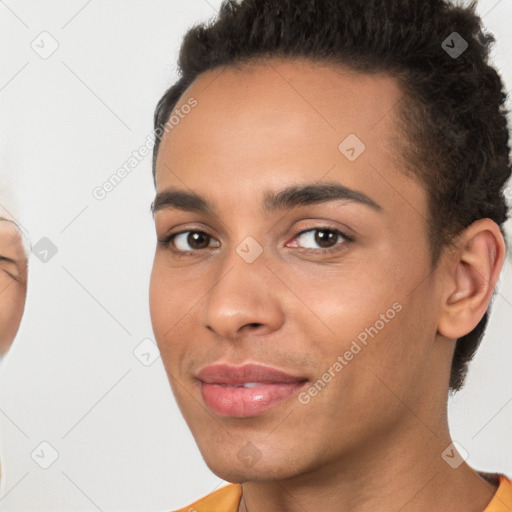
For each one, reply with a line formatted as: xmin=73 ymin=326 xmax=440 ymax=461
xmin=238 ymin=417 xmax=498 ymax=512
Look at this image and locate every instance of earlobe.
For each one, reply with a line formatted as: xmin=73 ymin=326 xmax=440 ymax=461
xmin=437 ymin=219 xmax=505 ymax=340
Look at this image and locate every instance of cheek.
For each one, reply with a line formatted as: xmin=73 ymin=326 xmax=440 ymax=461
xmin=291 ymin=261 xmax=428 ymax=400
xmin=148 ymin=263 xmax=163 ymax=330
xmin=336 ymin=286 xmax=438 ymax=416
xmin=0 ymin=285 xmax=25 ymax=350
xmin=149 ymin=259 xmax=176 ymax=363
xmin=149 ymin=258 xmax=198 ymax=366
xmin=1 ymin=284 xmax=25 ymax=317
xmin=309 ymin=247 xmax=430 ymax=356
xmin=287 ymin=265 xmax=400 ymax=349
xmin=149 ymin=260 xmax=175 ymax=349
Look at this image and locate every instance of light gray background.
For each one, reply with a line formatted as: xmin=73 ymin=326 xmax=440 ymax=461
xmin=0 ymin=1 xmax=511 ymax=510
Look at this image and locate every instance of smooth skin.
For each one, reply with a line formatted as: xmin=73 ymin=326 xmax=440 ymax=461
xmin=150 ymin=58 xmax=505 ymax=512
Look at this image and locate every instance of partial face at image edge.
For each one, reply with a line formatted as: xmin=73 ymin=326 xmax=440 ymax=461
xmin=0 ymin=217 xmax=28 ymax=359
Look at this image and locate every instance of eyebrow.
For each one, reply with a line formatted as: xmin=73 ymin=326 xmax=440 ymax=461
xmin=151 ymin=182 xmax=382 ymax=215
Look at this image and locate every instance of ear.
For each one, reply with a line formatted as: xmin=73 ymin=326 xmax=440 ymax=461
xmin=437 ymin=219 xmax=506 ymax=340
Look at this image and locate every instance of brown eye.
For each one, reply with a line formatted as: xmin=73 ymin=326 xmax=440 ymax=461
xmin=184 ymin=232 xmax=210 ymax=250
xmin=315 ymin=229 xmax=338 ymax=248
xmin=164 ymin=230 xmax=220 ymax=253
xmin=294 ymin=228 xmax=348 ymax=251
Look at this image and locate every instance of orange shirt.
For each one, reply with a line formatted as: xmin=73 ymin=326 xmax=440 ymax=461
xmin=174 ymin=474 xmax=512 ymax=512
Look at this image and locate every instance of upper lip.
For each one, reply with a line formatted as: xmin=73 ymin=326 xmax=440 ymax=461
xmin=196 ymin=363 xmax=308 ymax=385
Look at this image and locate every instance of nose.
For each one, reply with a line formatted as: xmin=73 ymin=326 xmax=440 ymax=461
xmin=202 ymin=246 xmax=285 ymax=341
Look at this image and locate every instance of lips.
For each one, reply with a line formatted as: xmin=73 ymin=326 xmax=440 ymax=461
xmin=196 ymin=363 xmax=308 ymax=418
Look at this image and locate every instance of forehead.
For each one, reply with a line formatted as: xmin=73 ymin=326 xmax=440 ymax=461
xmin=155 ymin=58 xmax=424 ymax=219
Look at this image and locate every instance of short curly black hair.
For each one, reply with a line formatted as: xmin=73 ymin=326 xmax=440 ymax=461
xmin=152 ymin=0 xmax=511 ymax=392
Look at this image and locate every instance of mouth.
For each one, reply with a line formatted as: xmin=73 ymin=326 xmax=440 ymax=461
xmin=196 ymin=363 xmax=309 ymax=418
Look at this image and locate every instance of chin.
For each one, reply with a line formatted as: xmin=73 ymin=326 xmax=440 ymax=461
xmin=201 ymin=448 xmax=306 ymax=483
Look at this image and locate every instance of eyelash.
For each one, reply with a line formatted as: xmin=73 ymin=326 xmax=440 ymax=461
xmin=157 ymin=226 xmax=354 ymax=258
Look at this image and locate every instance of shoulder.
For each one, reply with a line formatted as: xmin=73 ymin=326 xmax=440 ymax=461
xmin=172 ymin=483 xmax=242 ymax=512
xmin=482 ymin=473 xmax=512 ymax=512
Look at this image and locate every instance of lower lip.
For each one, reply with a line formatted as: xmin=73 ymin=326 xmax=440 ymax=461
xmin=201 ymin=381 xmax=307 ymax=418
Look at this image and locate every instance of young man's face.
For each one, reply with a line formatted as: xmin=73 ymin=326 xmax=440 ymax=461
xmin=150 ymin=59 xmax=452 ymax=482
xmin=0 ymin=219 xmax=27 ymax=356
